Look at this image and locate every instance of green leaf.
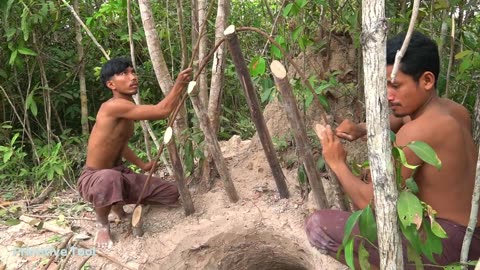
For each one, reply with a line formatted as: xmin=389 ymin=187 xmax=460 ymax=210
xmin=4 ymin=218 xmax=20 ymax=226
xmin=392 ymin=147 xmax=418 ymax=170
xmin=344 ymin=238 xmax=355 ymax=270
xmin=406 ymin=244 xmax=424 ymax=269
xmin=282 ymin=3 xmax=294 ymax=17
xmin=271 ymin=35 xmax=286 ymax=59
xmin=390 ymin=131 xmax=396 ymax=142
xmin=341 ymin=210 xmax=362 ymax=247
xmin=358 ymin=205 xmax=377 ymax=243
xmin=249 ymin=56 xmax=266 ymax=76
xmin=405 ymin=178 xmax=419 ymax=193
xmin=17 ymin=47 xmax=37 ymax=56
xmin=9 ymin=49 xmax=17 ymax=65
xmin=6 ymin=28 xmax=16 ymax=41
xmin=295 ymin=0 xmax=308 ymax=8
xmin=406 ymin=141 xmax=442 ymax=170
xmin=3 ymin=150 xmax=13 ymax=163
xmin=316 ymin=156 xmax=325 ymax=171
xmin=29 ymin=98 xmax=38 ymax=116
xmin=397 ymin=191 xmax=423 ymax=229
xmin=317 ymin=94 xmax=330 ymax=111
xmin=430 ymin=219 xmax=447 ymax=238
xmin=454 ymin=50 xmax=472 ymax=60
xmin=358 ymin=241 xmax=370 ymax=270
xmin=304 ymin=90 xmax=313 ymax=108
xmin=292 ymin=26 xmax=303 ymax=41
xmin=420 ymin=222 xmax=442 ymax=263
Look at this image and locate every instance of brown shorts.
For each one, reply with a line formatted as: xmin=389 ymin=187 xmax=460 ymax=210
xmin=77 ymin=164 xmax=179 ymax=208
xmin=305 ymin=209 xmax=480 ymax=269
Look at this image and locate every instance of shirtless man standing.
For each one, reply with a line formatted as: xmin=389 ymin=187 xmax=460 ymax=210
xmin=305 ymin=31 xmax=480 ymax=268
xmin=77 ymin=57 xmax=192 ymax=248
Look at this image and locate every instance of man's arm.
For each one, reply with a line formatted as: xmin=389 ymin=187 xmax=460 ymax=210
xmin=122 ymin=146 xmax=148 ymax=170
xmin=104 ymin=68 xmax=192 ymax=121
xmin=336 ymin=115 xmax=410 ymax=141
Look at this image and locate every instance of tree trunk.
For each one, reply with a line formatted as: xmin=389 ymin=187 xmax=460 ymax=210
xmin=270 ymin=60 xmax=328 ymax=209
xmin=362 ymin=1 xmax=403 ymax=269
xmin=200 ymin=0 xmax=229 ymax=189
xmin=473 ymin=89 xmax=480 ymax=146
xmin=188 ymin=82 xmax=239 ymax=202
xmin=138 ymin=0 xmax=189 ymax=141
xmin=164 ymin=127 xmax=195 ymax=215
xmin=224 ymin=25 xmax=289 ymax=199
xmin=73 ymin=0 xmax=89 ymax=136
xmin=176 ymin=0 xmax=188 ymax=70
xmin=197 ymin=0 xmax=209 ymax=106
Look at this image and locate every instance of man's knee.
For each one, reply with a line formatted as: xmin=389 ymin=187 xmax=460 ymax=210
xmin=305 ymin=210 xmax=341 ymax=252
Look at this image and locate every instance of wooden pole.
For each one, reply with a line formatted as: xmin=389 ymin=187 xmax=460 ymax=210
xmin=271 ymin=60 xmax=341 ymax=210
xmin=164 ymin=127 xmax=196 ymax=215
xmin=224 ymin=25 xmax=289 ymax=199
xmin=188 ymin=82 xmax=239 ymax=203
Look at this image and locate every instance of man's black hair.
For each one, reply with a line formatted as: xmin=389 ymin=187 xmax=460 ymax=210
xmin=100 ymin=57 xmax=133 ymax=88
xmin=387 ymin=31 xmax=440 ymax=88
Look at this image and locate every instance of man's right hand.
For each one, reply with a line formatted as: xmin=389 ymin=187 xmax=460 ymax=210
xmin=335 ymin=119 xmax=365 ymax=141
xmin=173 ymin=68 xmax=193 ymax=89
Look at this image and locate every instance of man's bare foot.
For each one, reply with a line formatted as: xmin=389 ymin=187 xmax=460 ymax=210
xmin=108 ymin=204 xmax=131 ymax=223
xmin=94 ymin=223 xmax=113 ymax=249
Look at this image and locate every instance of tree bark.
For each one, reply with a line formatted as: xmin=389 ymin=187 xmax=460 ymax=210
xmin=473 ymin=88 xmax=480 ymax=146
xmin=164 ymin=127 xmax=195 ymax=215
xmin=73 ymin=0 xmax=89 ymax=136
xmin=270 ymin=60 xmax=329 ymax=209
xmin=138 ymin=0 xmax=189 ymax=141
xmin=362 ymin=1 xmax=403 ymax=269
xmin=197 ymin=0 xmax=209 ymax=106
xmin=176 ymin=0 xmax=189 ymax=70
xmin=224 ymin=25 xmax=289 ymax=199
xmin=460 ymin=143 xmax=480 ymax=267
xmin=188 ymin=82 xmax=239 ymax=203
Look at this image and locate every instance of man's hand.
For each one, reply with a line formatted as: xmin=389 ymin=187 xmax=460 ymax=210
xmin=314 ymin=123 xmax=347 ymax=169
xmin=141 ymin=161 xmax=157 ymax=172
xmin=335 ymin=119 xmax=365 ymax=141
xmin=173 ymin=68 xmax=193 ymax=89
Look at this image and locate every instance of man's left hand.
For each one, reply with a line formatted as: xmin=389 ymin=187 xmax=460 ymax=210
xmin=142 ymin=161 xmax=157 ymax=172
xmin=314 ymin=124 xmax=347 ymax=169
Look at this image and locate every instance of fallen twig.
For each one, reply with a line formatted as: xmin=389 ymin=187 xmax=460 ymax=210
xmin=41 ymin=233 xmax=74 ymax=270
xmin=76 ymin=255 xmax=92 ymax=270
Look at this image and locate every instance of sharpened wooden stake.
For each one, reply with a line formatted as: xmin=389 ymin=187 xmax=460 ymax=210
xmin=188 ymin=81 xmax=239 ymax=202
xmin=164 ymin=126 xmax=195 ymax=215
xmin=270 ymin=60 xmax=330 ymax=209
xmin=131 ymin=204 xmax=150 ymax=237
xmin=224 ymin=25 xmax=289 ymax=198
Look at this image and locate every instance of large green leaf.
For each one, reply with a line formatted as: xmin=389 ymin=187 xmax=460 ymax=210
xmin=397 ymin=191 xmax=423 ymax=229
xmin=420 ymin=222 xmax=442 ymax=263
xmin=271 ymin=35 xmax=286 ymax=59
xmin=358 ymin=205 xmax=377 ymax=243
xmin=406 ymin=141 xmax=442 ymax=170
xmin=344 ymin=238 xmax=355 ymax=270
xmin=430 ymin=219 xmax=447 ymax=239
xmin=249 ymin=56 xmax=266 ymax=77
xmin=342 ymin=210 xmax=362 ymax=247
xmin=18 ymin=47 xmax=37 ymax=56
xmin=406 ymin=244 xmax=424 ymax=269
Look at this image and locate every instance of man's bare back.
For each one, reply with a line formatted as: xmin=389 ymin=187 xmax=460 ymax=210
xmin=395 ymin=98 xmax=479 ymax=227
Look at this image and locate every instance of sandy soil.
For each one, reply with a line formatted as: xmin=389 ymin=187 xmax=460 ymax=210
xmin=0 ymin=136 xmax=347 ymax=270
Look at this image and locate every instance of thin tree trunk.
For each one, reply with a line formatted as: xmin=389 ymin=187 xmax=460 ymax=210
xmin=200 ymin=0 xmax=229 ymax=188
xmin=138 ymin=0 xmax=189 ymax=141
xmin=128 ymin=0 xmax=152 ymax=161
xmin=32 ymin=31 xmax=53 ymax=145
xmin=270 ymin=60 xmax=329 ymax=209
xmin=73 ymin=0 xmax=89 ymax=136
xmin=164 ymin=128 xmax=195 ymax=215
xmin=188 ymin=82 xmax=239 ymax=203
xmin=197 ymin=0 xmax=209 ymax=106
xmin=473 ymin=88 xmax=480 ymax=146
xmin=362 ymin=0 xmax=403 ymax=269
xmin=460 ymin=143 xmax=480 ymax=267
xmin=224 ymin=25 xmax=289 ymax=199
xmin=176 ymin=0 xmax=188 ymax=70
xmin=444 ymin=15 xmax=455 ymax=98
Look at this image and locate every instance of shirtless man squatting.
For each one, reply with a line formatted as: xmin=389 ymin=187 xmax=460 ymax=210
xmin=77 ymin=57 xmax=192 ymax=248
xmin=305 ymin=31 xmax=480 ymax=268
